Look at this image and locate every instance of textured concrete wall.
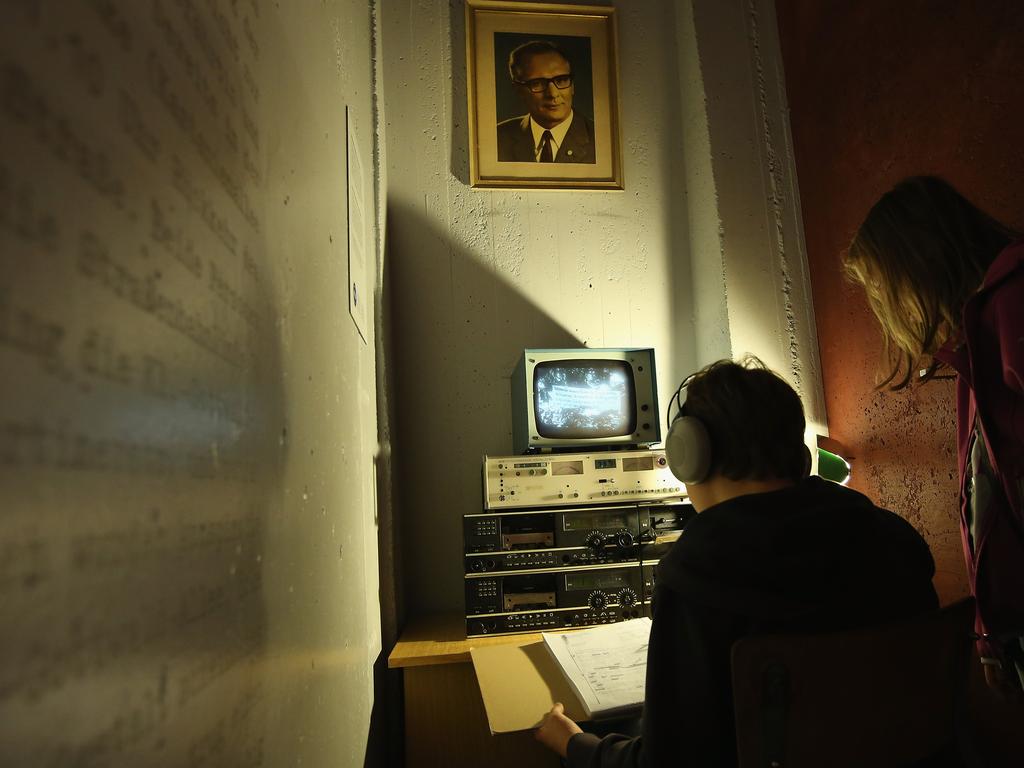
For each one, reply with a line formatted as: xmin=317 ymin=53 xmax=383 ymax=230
xmin=382 ymin=0 xmax=693 ymax=615
xmin=775 ymin=1 xmax=1024 ymax=604
xmin=383 ymin=0 xmax=824 ymax=619
xmin=0 ymin=2 xmax=384 ymax=765
xmin=679 ymin=0 xmax=825 ymax=437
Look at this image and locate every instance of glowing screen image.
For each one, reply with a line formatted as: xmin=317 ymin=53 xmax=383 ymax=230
xmin=533 ymin=360 xmax=636 ymax=439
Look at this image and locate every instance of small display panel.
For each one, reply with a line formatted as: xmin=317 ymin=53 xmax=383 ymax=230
xmin=622 ymin=456 xmax=654 ymax=472
xmin=505 ymin=573 xmax=557 ymax=593
xmin=502 ymin=514 xmax=553 ymax=534
xmin=595 ymin=458 xmax=617 ymax=469
xmin=533 ymin=360 xmax=637 ymax=439
xmin=562 ymin=513 xmax=629 ymax=532
xmin=565 ymin=570 xmax=630 ymax=591
xmin=552 ymin=460 xmax=584 ymax=475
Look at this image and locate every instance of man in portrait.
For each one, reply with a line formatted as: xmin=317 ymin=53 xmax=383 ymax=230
xmin=497 ymin=40 xmax=596 ymax=164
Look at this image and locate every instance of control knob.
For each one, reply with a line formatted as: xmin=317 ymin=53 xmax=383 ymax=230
xmin=617 ymin=587 xmax=638 ymax=608
xmin=614 ymin=530 xmax=635 ymax=550
xmin=585 ymin=531 xmax=606 ymax=552
xmin=588 ymin=591 xmax=609 ymax=611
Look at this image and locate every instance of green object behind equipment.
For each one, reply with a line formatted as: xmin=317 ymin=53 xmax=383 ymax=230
xmin=817 ymin=448 xmax=851 ymax=484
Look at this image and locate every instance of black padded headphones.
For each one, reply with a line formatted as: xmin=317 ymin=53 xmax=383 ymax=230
xmin=665 ymin=367 xmax=813 ymax=486
xmin=664 ymin=375 xmax=713 ymax=485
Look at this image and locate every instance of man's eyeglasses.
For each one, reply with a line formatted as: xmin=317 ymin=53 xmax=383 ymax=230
xmin=515 ymin=74 xmax=573 ymax=93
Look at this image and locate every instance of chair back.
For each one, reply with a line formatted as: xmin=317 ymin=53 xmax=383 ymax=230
xmin=731 ymin=598 xmax=977 ymax=768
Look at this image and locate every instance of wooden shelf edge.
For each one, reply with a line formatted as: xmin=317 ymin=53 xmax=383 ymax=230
xmin=388 ymin=612 xmax=545 ymax=669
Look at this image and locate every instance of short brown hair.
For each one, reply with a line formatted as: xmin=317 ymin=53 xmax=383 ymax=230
xmin=679 ymin=357 xmax=807 ymax=482
xmin=844 ymin=176 xmax=1019 ymax=389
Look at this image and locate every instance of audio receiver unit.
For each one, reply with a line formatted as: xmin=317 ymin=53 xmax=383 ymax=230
xmin=463 ymin=502 xmax=693 ymax=574
xmin=462 ymin=501 xmax=694 ymax=637
xmin=483 ymin=449 xmax=686 ymax=510
xmin=465 ymin=563 xmax=647 ymax=637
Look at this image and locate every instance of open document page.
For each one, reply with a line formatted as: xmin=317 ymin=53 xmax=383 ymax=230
xmin=542 ymin=617 xmax=651 ymax=720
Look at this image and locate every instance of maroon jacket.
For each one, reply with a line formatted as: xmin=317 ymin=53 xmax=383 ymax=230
xmin=934 ymin=240 xmax=1024 ymax=659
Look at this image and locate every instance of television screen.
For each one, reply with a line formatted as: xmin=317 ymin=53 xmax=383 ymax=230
xmin=533 ymin=360 xmax=637 ymax=439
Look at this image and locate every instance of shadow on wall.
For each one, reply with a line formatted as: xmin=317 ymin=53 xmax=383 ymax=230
xmin=366 ymin=199 xmax=584 ymax=764
xmin=384 ymin=198 xmax=582 ymax=616
xmin=367 ymin=217 xmax=402 ymax=768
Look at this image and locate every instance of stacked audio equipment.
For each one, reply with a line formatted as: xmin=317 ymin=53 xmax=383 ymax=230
xmin=464 ymin=449 xmax=693 ymax=637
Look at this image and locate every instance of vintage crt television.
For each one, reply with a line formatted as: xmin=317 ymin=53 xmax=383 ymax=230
xmin=511 ymin=348 xmax=661 ymax=454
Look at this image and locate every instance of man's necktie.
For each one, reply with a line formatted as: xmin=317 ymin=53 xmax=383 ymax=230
xmin=539 ymin=130 xmax=554 ymax=162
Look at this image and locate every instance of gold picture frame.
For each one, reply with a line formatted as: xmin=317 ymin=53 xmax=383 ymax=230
xmin=466 ymin=0 xmax=623 ymax=190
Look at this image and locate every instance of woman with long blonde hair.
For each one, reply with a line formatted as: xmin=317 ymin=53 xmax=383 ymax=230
xmin=845 ymin=175 xmax=1024 ymax=693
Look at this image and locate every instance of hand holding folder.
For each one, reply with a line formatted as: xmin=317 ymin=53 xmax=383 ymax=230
xmin=470 ymin=618 xmax=651 ymax=734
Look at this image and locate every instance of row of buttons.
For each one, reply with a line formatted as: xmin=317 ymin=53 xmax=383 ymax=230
xmin=565 ymin=608 xmax=641 ymax=627
xmin=505 ymin=552 xmax=559 ymax=565
xmin=566 ymin=611 xmax=615 ymax=627
xmin=599 ymin=487 xmax=682 ymax=496
xmin=569 ymin=552 xmax=612 ymax=563
xmin=505 ymin=612 xmax=558 ymax=630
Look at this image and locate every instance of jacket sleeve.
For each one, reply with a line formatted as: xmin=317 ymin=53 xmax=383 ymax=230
xmin=565 ymin=587 xmax=743 ymax=768
xmin=991 ymin=267 xmax=1024 ymax=396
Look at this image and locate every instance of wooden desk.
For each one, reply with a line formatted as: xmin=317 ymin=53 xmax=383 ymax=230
xmin=388 ymin=614 xmax=561 ymax=768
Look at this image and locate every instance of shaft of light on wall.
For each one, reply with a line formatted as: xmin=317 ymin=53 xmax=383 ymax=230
xmin=817 ymin=448 xmax=851 ymax=485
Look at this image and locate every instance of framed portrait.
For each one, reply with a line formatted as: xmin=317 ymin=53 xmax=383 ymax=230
xmin=466 ymin=1 xmax=623 ymax=190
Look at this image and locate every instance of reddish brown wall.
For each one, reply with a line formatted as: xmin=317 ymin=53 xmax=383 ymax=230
xmin=775 ymin=1 xmax=1024 ymax=605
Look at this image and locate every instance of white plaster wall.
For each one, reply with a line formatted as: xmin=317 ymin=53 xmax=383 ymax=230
xmin=381 ymin=0 xmax=823 ymax=617
xmin=259 ymin=3 xmax=384 ymax=764
xmin=382 ymin=0 xmax=695 ymax=615
xmin=677 ymin=0 xmax=826 ymax=435
xmin=674 ymin=1 xmax=731 ymax=366
xmin=0 ymin=1 xmax=384 ymax=765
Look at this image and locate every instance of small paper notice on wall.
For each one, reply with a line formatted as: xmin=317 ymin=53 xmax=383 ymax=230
xmin=347 ymin=105 xmax=369 ymax=343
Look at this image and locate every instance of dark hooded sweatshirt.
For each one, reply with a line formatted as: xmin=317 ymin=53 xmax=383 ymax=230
xmin=566 ymin=476 xmax=939 ymax=768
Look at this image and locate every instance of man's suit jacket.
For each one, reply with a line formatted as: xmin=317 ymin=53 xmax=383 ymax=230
xmin=495 ymin=113 xmax=596 ymax=163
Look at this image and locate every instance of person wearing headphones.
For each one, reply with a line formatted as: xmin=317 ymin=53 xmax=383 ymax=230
xmin=536 ymin=356 xmax=939 ymax=767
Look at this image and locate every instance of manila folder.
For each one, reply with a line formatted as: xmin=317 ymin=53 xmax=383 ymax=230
xmin=470 ymin=640 xmax=587 ymax=734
